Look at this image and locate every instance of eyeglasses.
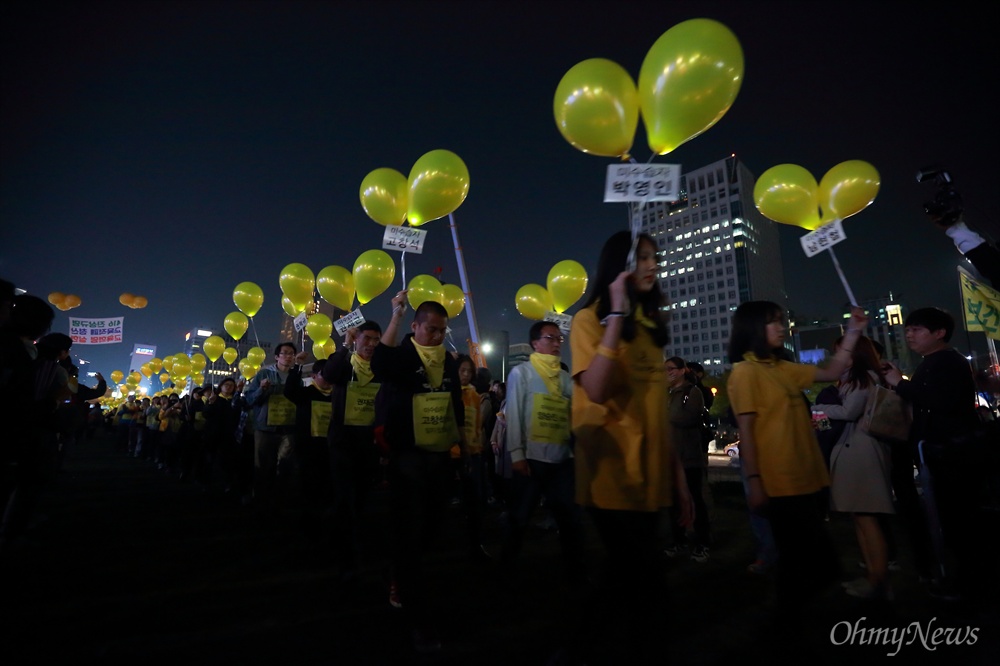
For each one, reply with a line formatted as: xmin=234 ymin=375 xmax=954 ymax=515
xmin=539 ymin=335 xmax=565 ymax=342
xmin=277 ymin=350 xmax=296 ymax=356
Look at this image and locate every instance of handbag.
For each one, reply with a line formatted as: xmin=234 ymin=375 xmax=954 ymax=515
xmin=861 ymin=383 xmax=912 ymax=442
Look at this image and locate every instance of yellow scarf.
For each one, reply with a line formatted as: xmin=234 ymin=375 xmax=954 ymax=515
xmin=529 ymin=352 xmax=562 ymax=395
xmin=412 ymin=339 xmax=445 ymax=388
xmin=635 ymin=305 xmax=659 ymax=330
xmin=350 ymin=353 xmax=375 ymax=386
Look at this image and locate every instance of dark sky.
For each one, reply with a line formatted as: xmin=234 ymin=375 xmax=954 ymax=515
xmin=2 ymin=0 xmax=997 ymax=378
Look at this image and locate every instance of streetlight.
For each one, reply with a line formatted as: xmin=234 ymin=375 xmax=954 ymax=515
xmin=481 ymin=342 xmax=494 ymax=355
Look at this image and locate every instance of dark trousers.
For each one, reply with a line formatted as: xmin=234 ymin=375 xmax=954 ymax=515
xmin=328 ymin=433 xmax=378 ymax=573
xmin=888 ymin=440 xmax=934 ymax=578
xmin=388 ymin=448 xmax=452 ymax=625
xmin=670 ymin=466 xmax=711 ymax=548
xmin=766 ymin=491 xmax=840 ymax=614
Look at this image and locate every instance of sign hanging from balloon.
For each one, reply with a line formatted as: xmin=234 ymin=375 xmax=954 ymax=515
xmin=754 ymin=160 xmax=881 ymax=306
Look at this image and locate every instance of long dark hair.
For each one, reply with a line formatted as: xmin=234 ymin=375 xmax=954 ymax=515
xmin=582 ymin=231 xmax=669 ymax=346
xmin=727 ymin=301 xmax=785 ymax=363
xmin=835 ymin=335 xmax=882 ymax=390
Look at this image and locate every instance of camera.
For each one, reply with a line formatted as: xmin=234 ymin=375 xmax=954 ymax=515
xmin=917 ymin=165 xmax=963 ymax=226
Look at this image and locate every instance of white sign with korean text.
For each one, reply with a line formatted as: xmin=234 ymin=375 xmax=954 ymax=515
xmin=544 ymin=311 xmax=573 ymax=332
xmin=800 ymin=219 xmax=847 ymax=258
xmin=69 ymin=316 xmax=124 ymax=345
xmin=293 ymin=312 xmax=308 ymax=332
xmin=382 ymin=225 xmax=428 ymax=254
xmin=334 ymin=308 xmax=367 ymax=337
xmin=604 ymin=163 xmax=681 ymax=203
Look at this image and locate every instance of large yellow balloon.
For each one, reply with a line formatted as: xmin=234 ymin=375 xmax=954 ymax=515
xmin=546 ymin=260 xmax=588 ymax=313
xmin=313 ymin=338 xmax=336 ymax=360
xmin=119 ymin=293 xmax=135 ymax=307
xmin=140 ymin=363 xmax=153 ymax=379
xmin=440 ymin=283 xmax=466 ymax=318
xmin=553 ymin=58 xmax=639 ymax=158
xmin=515 ymin=284 xmax=554 ymax=321
xmin=63 ymin=294 xmax=81 ymax=309
xmin=360 ymin=168 xmax=409 ymax=226
xmin=171 ymin=355 xmax=191 ymax=378
xmin=279 ymin=263 xmax=315 ymax=307
xmin=190 ymin=353 xmax=207 ymax=373
xmin=130 ymin=295 xmax=148 ymax=309
xmin=407 ymin=150 xmax=470 ymax=226
xmin=316 ymin=265 xmax=355 ymax=311
xmin=161 ymin=356 xmax=175 ymax=373
xmin=48 ymin=292 xmax=66 ymax=306
xmin=306 ymin=313 xmax=333 ymax=345
xmin=128 ymin=371 xmax=142 ymax=385
xmin=224 ymin=311 xmax=249 ymax=341
xmin=638 ymin=18 xmax=744 ymax=155
xmin=246 ymin=347 xmax=267 ymax=367
xmin=202 ymin=336 xmax=225 ymax=362
xmin=233 ymin=282 xmax=264 ymax=317
xmin=407 ymin=274 xmax=444 ymax=310
xmin=353 ymin=250 xmax=395 ymax=305
xmin=110 ymin=370 xmax=124 ymax=384
xmin=159 ymin=372 xmax=170 ymax=385
xmin=192 ymin=372 xmax=205 ymax=386
xmin=222 ymin=347 xmax=239 ymax=365
xmin=818 ymin=160 xmax=881 ymax=222
xmin=238 ymin=358 xmax=258 ymax=380
xmin=149 ymin=357 xmax=163 ymax=373
xmin=753 ymin=164 xmax=821 ymax=230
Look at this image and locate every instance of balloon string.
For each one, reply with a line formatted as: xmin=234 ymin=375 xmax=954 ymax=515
xmin=401 ymin=250 xmax=407 ymax=288
xmin=251 ymin=316 xmax=260 ymax=348
xmin=827 ymin=245 xmax=857 ymax=306
xmin=446 ymin=330 xmax=458 ymax=353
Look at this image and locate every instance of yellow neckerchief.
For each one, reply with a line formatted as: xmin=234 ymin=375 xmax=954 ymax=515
xmin=411 ymin=338 xmax=445 ymax=388
xmin=635 ymin=304 xmax=658 ymax=330
xmin=313 ymin=383 xmax=333 ymax=397
xmin=350 ymin=352 xmax=375 ymax=386
xmin=529 ymin=352 xmax=562 ymax=395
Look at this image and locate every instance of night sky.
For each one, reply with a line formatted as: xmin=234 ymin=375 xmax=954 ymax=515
xmin=3 ymin=0 xmax=997 ymax=379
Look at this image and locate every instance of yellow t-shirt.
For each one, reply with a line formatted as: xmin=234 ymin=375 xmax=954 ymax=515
xmin=727 ymin=353 xmax=829 ymax=497
xmin=570 ymin=304 xmax=674 ymax=512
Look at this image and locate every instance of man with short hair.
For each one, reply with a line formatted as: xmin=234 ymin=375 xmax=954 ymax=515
xmin=883 ymin=307 xmax=980 ymax=599
xmin=501 ymin=321 xmax=586 ymax=582
xmin=371 ymin=292 xmax=465 ymax=653
xmin=243 ymin=342 xmax=299 ymax=516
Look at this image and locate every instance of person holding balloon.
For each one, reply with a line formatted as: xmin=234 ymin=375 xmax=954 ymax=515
xmin=567 ymin=230 xmax=693 ymax=662
xmin=318 ymin=321 xmax=384 ymax=583
xmin=242 ymin=342 xmax=301 ymax=519
xmin=370 ymin=291 xmax=465 ymax=653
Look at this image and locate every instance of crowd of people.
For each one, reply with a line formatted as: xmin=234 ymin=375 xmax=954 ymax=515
xmin=2 ymin=218 xmax=997 ymax=660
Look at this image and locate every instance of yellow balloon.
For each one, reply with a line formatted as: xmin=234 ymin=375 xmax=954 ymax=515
xmin=159 ymin=372 xmax=170 ymax=385
xmin=353 ymin=250 xmax=395 ymax=305
xmin=190 ymin=353 xmax=207 ymax=373
xmin=202 ymin=336 xmax=225 ymax=362
xmin=238 ymin=358 xmax=258 ymax=380
xmin=553 ymin=58 xmax=639 ymax=158
xmin=222 ymin=347 xmax=238 ymax=365
xmin=818 ymin=160 xmax=881 ymax=221
xmin=407 ymin=274 xmax=444 ymax=310
xmin=753 ymin=164 xmax=821 ymax=230
xmin=440 ymin=283 xmax=466 ymax=318
xmin=48 ymin=292 xmax=66 ymax=306
xmin=546 ymin=260 xmax=588 ymax=313
xmin=515 ymin=284 xmax=554 ymax=321
xmin=171 ymin=355 xmax=191 ymax=378
xmin=149 ymin=357 xmax=162 ymax=373
xmin=233 ymin=281 xmax=264 ymax=317
xmin=316 ymin=265 xmax=355 ymax=311
xmin=279 ymin=263 xmax=315 ymax=307
xmin=360 ymin=168 xmax=408 ymax=226
xmin=281 ymin=295 xmax=302 ymax=317
xmin=313 ymin=338 xmax=336 ymax=360
xmin=110 ymin=370 xmax=124 ymax=384
xmin=638 ymin=18 xmax=744 ymax=155
xmin=407 ymin=149 xmax=470 ymax=226
xmin=247 ymin=347 xmax=266 ymax=367
xmin=128 ymin=371 xmax=142 ymax=385
xmin=306 ymin=313 xmax=333 ymax=345
xmin=63 ymin=294 xmax=81 ymax=309
xmin=192 ymin=372 xmax=205 ymax=386
xmin=131 ymin=295 xmax=148 ymax=309
xmin=224 ymin=311 xmax=249 ymax=341
xmin=161 ymin=356 xmax=175 ymax=373
xmin=140 ymin=363 xmax=153 ymax=379
xmin=119 ymin=293 xmax=135 ymax=307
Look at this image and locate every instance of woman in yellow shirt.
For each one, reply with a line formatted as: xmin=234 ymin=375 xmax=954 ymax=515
xmin=727 ymin=300 xmax=866 ymax=619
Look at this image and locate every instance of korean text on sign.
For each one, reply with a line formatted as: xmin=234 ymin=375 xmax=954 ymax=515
xmin=800 ymin=219 xmax=847 ymax=258
xmin=68 ymin=316 xmax=125 ymax=345
xmin=334 ymin=308 xmax=367 ymax=337
xmin=382 ymin=225 xmax=428 ymax=254
xmin=603 ymin=164 xmax=681 ymax=203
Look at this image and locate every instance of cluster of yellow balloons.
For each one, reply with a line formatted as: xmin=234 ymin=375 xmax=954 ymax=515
xmin=47 ymin=292 xmax=82 ymax=311
xmin=360 ymin=149 xmax=470 ymax=227
xmin=119 ymin=293 xmax=148 ymax=309
xmin=754 ymin=160 xmax=881 ymax=230
xmin=554 ymin=18 xmax=744 ymax=158
xmin=515 ymin=260 xmax=589 ymax=320
xmin=403 ymin=274 xmax=466 ymax=318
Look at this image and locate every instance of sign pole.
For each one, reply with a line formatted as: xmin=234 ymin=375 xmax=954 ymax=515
xmin=448 ymin=213 xmax=483 ymax=363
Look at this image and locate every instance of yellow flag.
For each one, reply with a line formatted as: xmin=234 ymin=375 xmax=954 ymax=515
xmin=959 ymin=268 xmax=1000 ymax=340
